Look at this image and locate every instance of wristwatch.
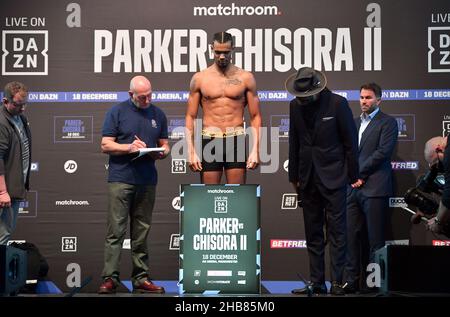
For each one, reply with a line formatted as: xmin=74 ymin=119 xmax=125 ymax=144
xmin=434 ymin=216 xmax=442 ymax=226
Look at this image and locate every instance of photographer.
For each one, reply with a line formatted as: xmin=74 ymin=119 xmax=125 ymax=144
xmin=423 ymin=136 xmax=449 ymax=234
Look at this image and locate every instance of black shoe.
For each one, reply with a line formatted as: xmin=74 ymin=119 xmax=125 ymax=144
xmin=342 ymin=281 xmax=359 ymax=294
xmin=360 ymin=286 xmax=378 ymax=294
xmin=330 ymin=281 xmax=345 ymax=296
xmin=292 ymin=282 xmax=327 ymax=295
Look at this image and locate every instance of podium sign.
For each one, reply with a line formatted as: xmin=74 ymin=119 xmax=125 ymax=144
xmin=179 ymin=184 xmax=261 ymax=294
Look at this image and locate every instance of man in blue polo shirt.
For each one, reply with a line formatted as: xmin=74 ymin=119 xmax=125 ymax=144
xmin=98 ymin=75 xmax=170 ymax=294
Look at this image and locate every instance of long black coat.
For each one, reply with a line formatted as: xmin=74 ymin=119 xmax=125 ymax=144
xmin=288 ymin=88 xmax=359 ymax=190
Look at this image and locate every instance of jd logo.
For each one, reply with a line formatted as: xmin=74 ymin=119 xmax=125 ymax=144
xmin=64 ymin=160 xmax=78 ymax=173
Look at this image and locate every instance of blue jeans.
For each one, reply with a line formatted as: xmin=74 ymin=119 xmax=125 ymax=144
xmin=0 ymin=200 xmax=21 ymax=245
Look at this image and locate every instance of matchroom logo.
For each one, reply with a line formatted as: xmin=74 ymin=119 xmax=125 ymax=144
xmin=2 ymin=30 xmax=48 ymax=75
xmin=193 ymin=3 xmax=280 ymax=16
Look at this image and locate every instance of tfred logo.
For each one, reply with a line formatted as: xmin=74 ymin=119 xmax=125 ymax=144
xmin=62 ymin=237 xmax=77 ymax=252
xmin=428 ymin=27 xmax=450 ymax=72
xmin=432 ymin=240 xmax=450 ymax=246
xmin=270 ymin=239 xmax=307 ymax=248
xmin=2 ymin=30 xmax=48 ymax=75
xmin=64 ymin=160 xmax=78 ymax=173
xmin=391 ymin=161 xmax=418 ymax=170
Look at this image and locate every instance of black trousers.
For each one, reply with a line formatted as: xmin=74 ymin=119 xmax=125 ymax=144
xmin=302 ymin=172 xmax=347 ymax=284
xmin=345 ymin=189 xmax=387 ymax=285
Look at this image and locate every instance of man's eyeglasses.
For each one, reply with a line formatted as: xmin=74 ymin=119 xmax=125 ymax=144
xmin=8 ymin=100 xmax=27 ymax=108
xmin=135 ymin=94 xmax=151 ymax=102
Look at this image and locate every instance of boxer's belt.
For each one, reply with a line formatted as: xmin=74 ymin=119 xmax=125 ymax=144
xmin=201 ymin=128 xmax=245 ymax=138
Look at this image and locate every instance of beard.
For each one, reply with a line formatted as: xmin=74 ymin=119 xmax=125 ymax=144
xmin=216 ymin=60 xmax=229 ymax=69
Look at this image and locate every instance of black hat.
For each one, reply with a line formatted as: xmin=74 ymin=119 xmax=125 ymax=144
xmin=285 ymin=67 xmax=327 ymax=97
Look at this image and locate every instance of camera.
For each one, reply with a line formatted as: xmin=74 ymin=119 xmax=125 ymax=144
xmin=404 ymin=162 xmax=444 ymax=216
xmin=404 ymin=187 xmax=439 ymax=216
xmin=403 ymin=161 xmax=450 ymax=237
xmin=415 ymin=161 xmax=445 ymax=195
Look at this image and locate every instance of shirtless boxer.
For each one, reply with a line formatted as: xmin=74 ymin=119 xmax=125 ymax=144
xmin=185 ymin=31 xmax=261 ymax=184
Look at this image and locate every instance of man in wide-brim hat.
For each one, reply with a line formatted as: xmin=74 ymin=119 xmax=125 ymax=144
xmin=286 ymin=67 xmax=362 ymax=295
xmin=285 ymin=67 xmax=327 ymax=98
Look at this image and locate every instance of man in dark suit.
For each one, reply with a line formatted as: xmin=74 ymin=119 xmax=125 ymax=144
xmin=343 ymin=83 xmax=398 ymax=293
xmin=286 ymin=67 xmax=362 ymax=295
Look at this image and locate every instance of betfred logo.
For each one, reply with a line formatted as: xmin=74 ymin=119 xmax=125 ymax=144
xmin=432 ymin=240 xmax=450 ymax=246
xmin=391 ymin=161 xmax=419 ymax=170
xmin=270 ymin=239 xmax=307 ymax=248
